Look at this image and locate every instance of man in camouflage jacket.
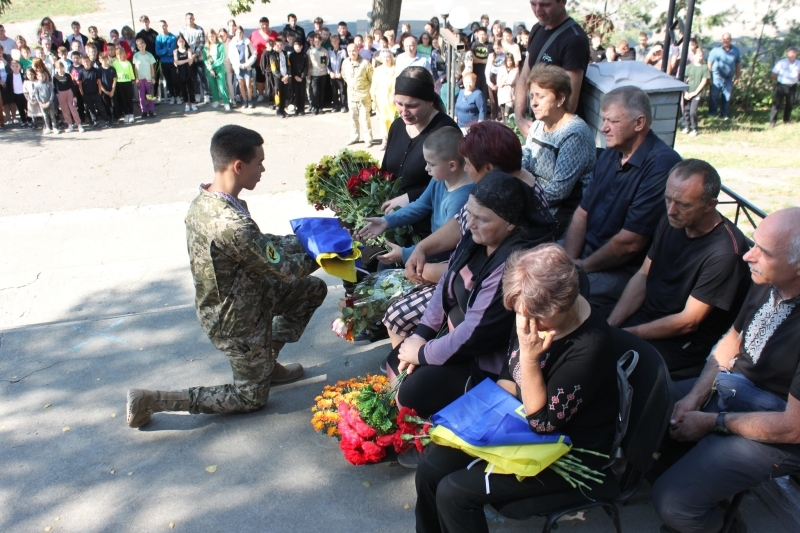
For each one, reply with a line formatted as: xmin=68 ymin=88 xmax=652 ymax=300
xmin=126 ymin=125 xmax=327 ymax=428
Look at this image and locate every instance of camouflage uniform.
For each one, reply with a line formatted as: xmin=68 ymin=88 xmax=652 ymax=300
xmin=184 ymin=185 xmax=327 ymax=414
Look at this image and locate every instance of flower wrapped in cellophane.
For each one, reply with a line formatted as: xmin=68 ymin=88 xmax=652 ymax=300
xmin=331 ymin=269 xmax=416 ymax=342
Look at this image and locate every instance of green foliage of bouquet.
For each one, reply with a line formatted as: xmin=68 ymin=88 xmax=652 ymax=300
xmin=304 ymin=149 xmax=415 ymax=247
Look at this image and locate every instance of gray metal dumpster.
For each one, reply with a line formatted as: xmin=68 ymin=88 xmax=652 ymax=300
xmin=582 ymin=61 xmax=688 ymax=148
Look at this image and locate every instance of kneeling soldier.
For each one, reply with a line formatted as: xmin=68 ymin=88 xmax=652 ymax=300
xmin=127 ymin=124 xmax=327 ymax=427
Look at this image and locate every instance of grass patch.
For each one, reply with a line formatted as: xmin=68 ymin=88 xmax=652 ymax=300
xmin=1 ymin=0 xmax=99 ymax=24
xmin=674 ymin=109 xmax=800 ymax=169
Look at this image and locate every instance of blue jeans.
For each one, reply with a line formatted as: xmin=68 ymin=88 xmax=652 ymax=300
xmin=708 ymin=77 xmax=733 ymax=118
xmin=192 ymin=60 xmax=209 ymax=97
xmin=715 ymin=371 xmax=787 ymax=413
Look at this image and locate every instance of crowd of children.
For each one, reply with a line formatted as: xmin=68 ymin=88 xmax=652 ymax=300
xmin=0 ymin=13 xmax=536 ymax=135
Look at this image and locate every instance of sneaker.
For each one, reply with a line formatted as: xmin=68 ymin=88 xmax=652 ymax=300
xmin=398 ymin=446 xmax=424 ymax=469
xmin=256 ymin=94 xmax=265 ymax=103
xmin=169 ymin=97 xmax=175 ymax=105
xmin=66 ymin=125 xmax=74 ymax=133
xmin=45 ymin=128 xmax=53 ymax=134
xmin=203 ymin=95 xmax=210 ymax=104
xmin=191 ymin=104 xmax=198 ymax=112
xmin=104 ymin=121 xmax=111 ymax=128
xmin=149 ymin=111 xmax=156 ymax=118
xmin=78 ymin=125 xmax=85 ymax=133
xmin=129 ymin=115 xmax=135 ymax=123
xmin=244 ymin=100 xmax=250 ymax=109
xmin=224 ymin=104 xmax=231 ymax=112
xmin=276 ymin=110 xmax=287 ymax=118
xmin=195 ymin=94 xmax=202 ymax=103
xmin=689 ymin=130 xmax=698 ymax=137
xmin=140 ymin=114 xmax=147 ymax=120
xmin=176 ymin=97 xmax=183 ymax=105
xmin=185 ymin=104 xmax=190 ymax=113
xmin=682 ymin=127 xmax=689 ymax=134
xmin=212 ymin=101 xmax=220 ymax=109
xmin=342 ymin=107 xmax=349 ymax=113
xmin=271 ymin=362 xmax=304 ymax=383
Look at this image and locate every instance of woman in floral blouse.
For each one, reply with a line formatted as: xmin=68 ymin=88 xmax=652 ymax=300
xmin=414 ymin=243 xmax=619 ymax=533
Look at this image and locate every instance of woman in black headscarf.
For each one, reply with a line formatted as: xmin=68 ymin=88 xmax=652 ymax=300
xmin=386 ymin=172 xmax=557 ymax=434
xmin=380 ymin=66 xmax=459 ymax=213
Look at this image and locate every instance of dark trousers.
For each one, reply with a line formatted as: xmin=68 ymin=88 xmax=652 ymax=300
xmin=331 ymin=77 xmax=346 ymax=110
xmin=192 ymin=60 xmax=209 ymax=96
xmin=386 ymin=346 xmax=473 ymax=419
xmin=310 ymin=74 xmax=328 ymax=111
xmin=115 ymin=81 xmax=135 ymax=115
xmin=153 ymin=59 xmax=162 ymax=97
xmin=176 ymin=75 xmax=196 ymax=103
xmin=161 ymin=63 xmax=177 ymax=98
xmin=652 ymin=379 xmax=800 ymax=533
xmin=74 ymin=91 xmax=86 ymax=121
xmin=291 ymin=78 xmax=306 ymax=113
xmin=770 ymin=82 xmax=797 ymax=125
xmin=13 ymin=93 xmax=28 ymax=123
xmin=416 ymin=444 xmax=580 ymax=533
xmin=487 ymin=72 xmax=500 ymax=120
xmin=101 ymin=92 xmax=117 ymax=120
xmin=272 ymin=76 xmax=286 ymax=112
xmin=683 ymin=96 xmax=700 ymax=131
xmin=82 ymin=92 xmax=108 ymax=122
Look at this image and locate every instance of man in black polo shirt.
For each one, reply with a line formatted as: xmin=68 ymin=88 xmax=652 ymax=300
xmin=514 ymin=0 xmax=590 ymax=136
xmin=653 ymin=207 xmax=800 ymax=533
xmin=563 ymin=86 xmax=682 ymax=315
xmin=608 ymin=159 xmax=751 ymax=377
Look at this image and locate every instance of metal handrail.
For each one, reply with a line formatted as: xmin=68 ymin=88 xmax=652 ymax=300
xmin=718 ymin=184 xmax=767 ymax=231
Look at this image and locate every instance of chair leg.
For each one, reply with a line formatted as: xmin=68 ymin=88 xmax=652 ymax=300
xmin=720 ymin=491 xmax=747 ymax=533
xmin=542 ymin=514 xmax=558 ymax=533
xmin=603 ymin=504 xmax=622 ymax=533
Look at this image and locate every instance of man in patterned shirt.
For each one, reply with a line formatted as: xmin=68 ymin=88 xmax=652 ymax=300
xmin=126 ymin=125 xmax=327 ymax=428
xmin=653 ymin=206 xmax=800 ymax=533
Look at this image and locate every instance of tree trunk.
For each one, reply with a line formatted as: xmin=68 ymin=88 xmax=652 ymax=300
xmin=371 ymin=0 xmax=402 ymax=32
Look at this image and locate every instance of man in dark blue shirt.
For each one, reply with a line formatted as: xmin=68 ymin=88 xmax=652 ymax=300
xmin=563 ymin=86 xmax=682 ymax=315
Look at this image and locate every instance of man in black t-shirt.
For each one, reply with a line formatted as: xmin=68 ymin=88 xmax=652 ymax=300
xmin=652 ymin=207 xmax=800 ymax=533
xmin=608 ymin=160 xmax=751 ymax=377
xmin=513 ymin=0 xmax=590 ymax=136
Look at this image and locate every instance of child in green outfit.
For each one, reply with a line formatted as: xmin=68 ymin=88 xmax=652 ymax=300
xmin=113 ymin=46 xmax=136 ymax=123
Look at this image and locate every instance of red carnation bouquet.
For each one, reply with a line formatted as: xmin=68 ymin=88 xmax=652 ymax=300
xmin=311 ymin=372 xmax=431 ymax=465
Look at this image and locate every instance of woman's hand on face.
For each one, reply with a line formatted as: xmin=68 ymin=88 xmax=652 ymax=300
xmin=398 ymin=334 xmax=425 ymax=366
xmin=516 ymin=313 xmax=553 ymax=364
xmin=381 ymin=193 xmax=409 ymax=214
xmin=355 ymin=217 xmax=388 ymax=240
xmin=377 ymin=241 xmax=402 ymax=264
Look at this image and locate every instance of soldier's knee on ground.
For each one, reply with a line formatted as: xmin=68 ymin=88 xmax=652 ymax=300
xmin=236 ymin=379 xmax=271 ymax=411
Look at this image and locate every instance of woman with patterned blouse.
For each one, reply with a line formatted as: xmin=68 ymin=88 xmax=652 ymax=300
xmin=521 ymin=64 xmax=596 ymax=236
xmin=415 ymin=243 xmax=618 ymax=533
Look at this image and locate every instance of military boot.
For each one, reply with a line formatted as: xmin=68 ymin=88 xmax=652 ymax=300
xmin=126 ymin=389 xmax=190 ymax=428
xmin=270 ymin=341 xmax=304 ymax=384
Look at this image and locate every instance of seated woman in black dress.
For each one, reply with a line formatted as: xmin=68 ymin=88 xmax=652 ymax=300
xmin=380 ymin=66 xmax=459 ymax=213
xmin=387 ymin=172 xmax=556 ymax=424
xmin=415 ymin=243 xmax=619 ymax=533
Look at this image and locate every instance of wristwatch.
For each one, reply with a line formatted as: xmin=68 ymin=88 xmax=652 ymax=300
xmin=714 ymin=412 xmax=731 ymax=435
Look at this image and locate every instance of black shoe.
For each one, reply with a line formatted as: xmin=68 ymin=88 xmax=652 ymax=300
xmin=398 ymin=447 xmax=424 ymax=469
xmin=149 ymin=112 xmax=156 ymax=118
xmin=353 ymin=327 xmax=389 ymax=345
xmin=276 ymin=110 xmax=287 ymax=118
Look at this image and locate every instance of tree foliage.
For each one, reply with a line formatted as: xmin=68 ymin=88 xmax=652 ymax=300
xmin=0 ymin=0 xmax=12 ymax=17
xmin=227 ymin=0 xmax=270 ymax=17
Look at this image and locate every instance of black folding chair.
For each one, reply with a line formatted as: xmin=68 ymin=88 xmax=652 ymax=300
xmin=491 ymin=328 xmax=675 ymax=532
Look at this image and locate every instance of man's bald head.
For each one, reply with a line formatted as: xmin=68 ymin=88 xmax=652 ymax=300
xmin=744 ymin=207 xmax=800 ymax=295
xmin=767 ymin=207 xmax=800 ymax=264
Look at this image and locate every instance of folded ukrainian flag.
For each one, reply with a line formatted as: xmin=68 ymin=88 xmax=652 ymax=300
xmin=290 ymin=217 xmax=362 ymax=282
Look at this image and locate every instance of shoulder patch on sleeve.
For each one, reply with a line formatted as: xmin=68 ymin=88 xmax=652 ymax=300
xmin=265 ymin=241 xmax=281 ymax=263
